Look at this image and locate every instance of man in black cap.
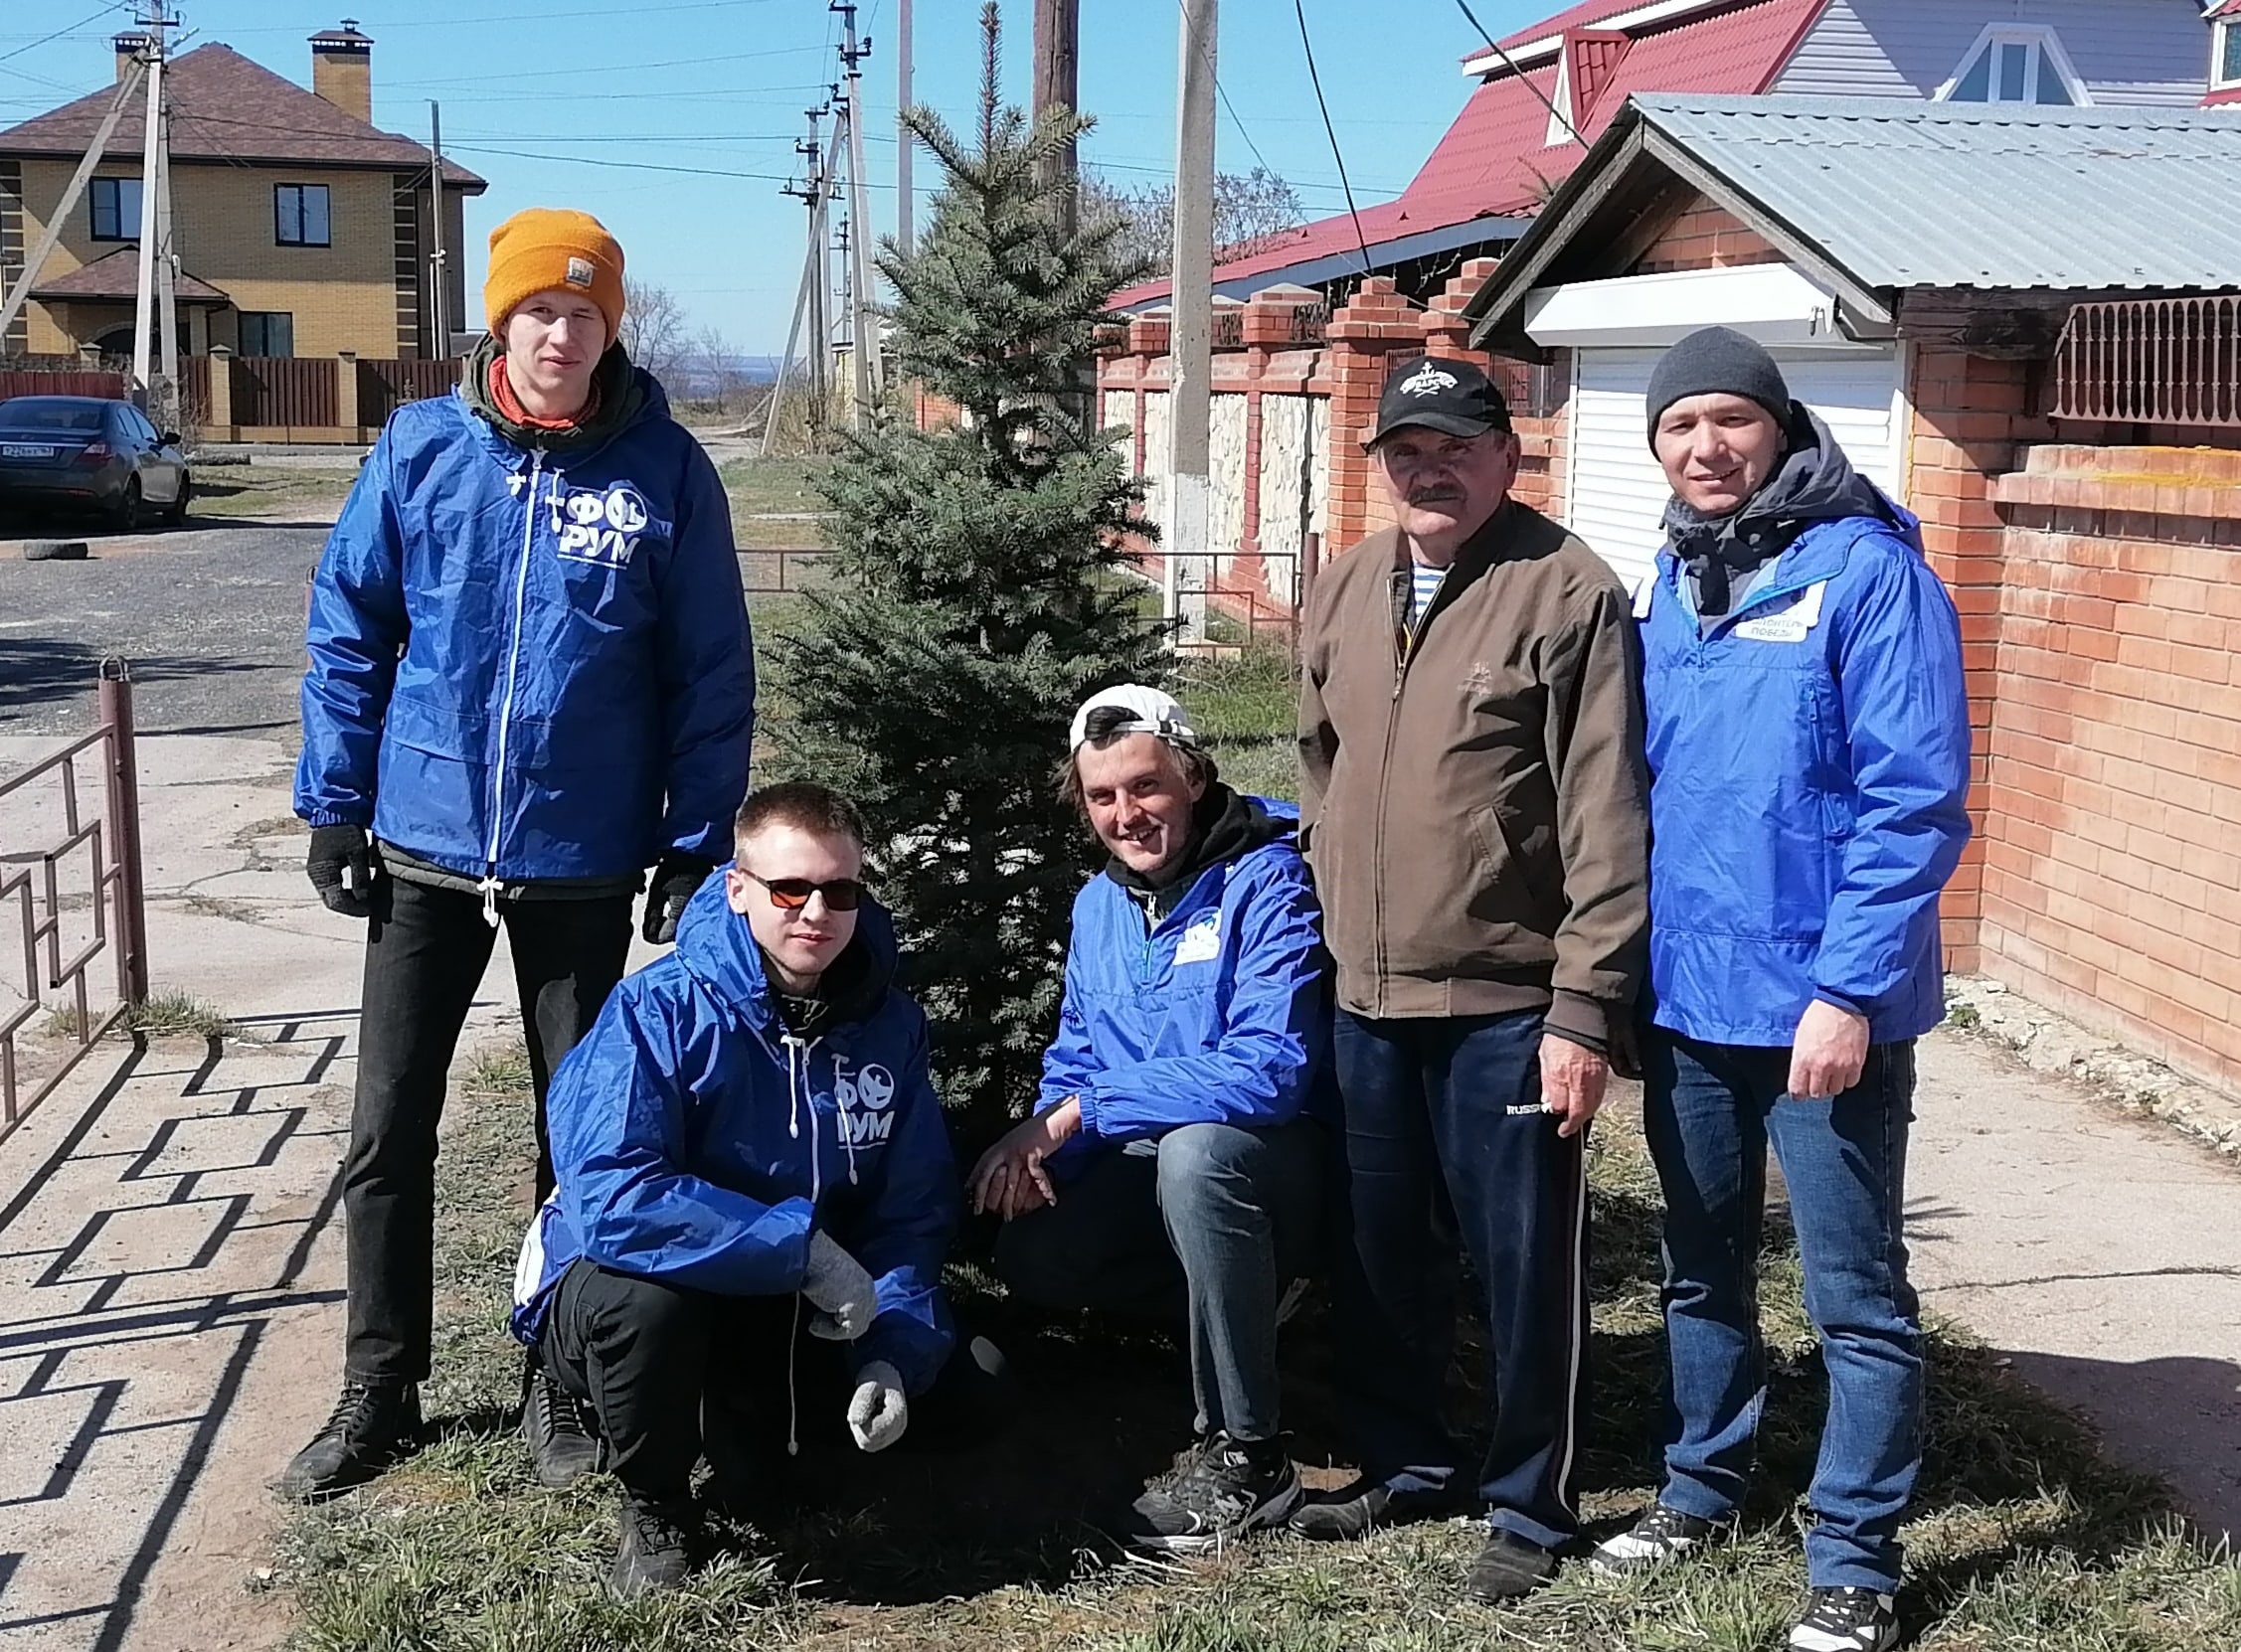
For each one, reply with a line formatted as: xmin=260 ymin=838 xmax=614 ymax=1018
xmin=1591 ymin=326 xmax=1969 ymax=1652
xmin=1293 ymin=356 xmax=1650 ymax=1600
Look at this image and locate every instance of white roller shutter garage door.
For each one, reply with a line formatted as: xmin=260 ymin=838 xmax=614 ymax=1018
xmin=1564 ymin=346 xmax=1909 ymax=589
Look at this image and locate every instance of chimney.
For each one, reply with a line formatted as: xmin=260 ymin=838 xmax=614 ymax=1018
xmin=308 ymin=19 xmax=373 ymax=123
xmin=113 ymin=32 xmax=149 ymax=84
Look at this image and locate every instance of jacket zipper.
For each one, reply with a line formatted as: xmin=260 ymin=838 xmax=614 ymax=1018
xmin=481 ymin=452 xmax=544 ymax=926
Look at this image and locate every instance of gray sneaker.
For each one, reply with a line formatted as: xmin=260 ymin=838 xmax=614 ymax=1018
xmin=1119 ymin=1432 xmax=1302 ymax=1555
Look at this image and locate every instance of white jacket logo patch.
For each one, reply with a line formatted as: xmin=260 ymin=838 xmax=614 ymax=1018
xmin=555 ymin=482 xmax=651 ymax=567
xmin=1173 ymin=911 xmax=1223 ymax=966
xmin=835 ymin=1058 xmax=897 ymax=1144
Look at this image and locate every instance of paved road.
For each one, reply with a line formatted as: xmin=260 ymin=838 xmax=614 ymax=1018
xmin=0 ymin=523 xmax=324 ymax=743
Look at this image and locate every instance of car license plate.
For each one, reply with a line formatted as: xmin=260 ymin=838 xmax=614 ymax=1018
xmin=1 ymin=443 xmax=55 ymax=460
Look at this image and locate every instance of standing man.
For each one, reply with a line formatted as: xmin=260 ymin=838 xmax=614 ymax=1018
xmin=1591 ymin=328 xmax=1969 ymax=1652
xmin=1294 ymin=357 xmax=1649 ymax=1599
xmin=973 ymin=687 xmax=1325 ymax=1555
xmin=280 ymin=208 xmax=755 ymax=1501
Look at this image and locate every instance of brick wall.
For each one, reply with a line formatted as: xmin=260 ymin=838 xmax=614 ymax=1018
xmin=1978 ymin=445 xmax=2241 ymax=1090
xmin=11 ymin=154 xmax=409 ymax=360
xmin=1632 ymin=201 xmax=1784 ymax=276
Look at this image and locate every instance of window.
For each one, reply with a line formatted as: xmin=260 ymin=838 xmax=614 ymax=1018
xmin=88 ymin=177 xmax=142 ymax=242
xmin=1940 ymin=26 xmax=2089 ymax=106
xmin=239 ymin=311 xmax=294 ymax=357
xmin=2217 ymin=20 xmax=2241 ymax=91
xmin=273 ymin=183 xmax=331 ymax=247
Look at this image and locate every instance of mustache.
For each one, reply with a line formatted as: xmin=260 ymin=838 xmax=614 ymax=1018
xmin=1407 ymin=486 xmax=1465 ymax=506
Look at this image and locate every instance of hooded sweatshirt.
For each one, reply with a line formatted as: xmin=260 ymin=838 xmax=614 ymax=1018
xmin=510 ymin=872 xmax=958 ymax=1394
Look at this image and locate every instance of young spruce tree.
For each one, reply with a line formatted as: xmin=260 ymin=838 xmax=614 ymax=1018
xmin=770 ymin=3 xmax=1166 ymax=1141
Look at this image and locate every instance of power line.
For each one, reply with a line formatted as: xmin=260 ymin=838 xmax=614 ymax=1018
xmin=1454 ymin=0 xmax=1585 ymax=149
xmin=0 ymin=3 xmax=124 ymax=67
xmin=1291 ymin=0 xmax=1373 ymax=277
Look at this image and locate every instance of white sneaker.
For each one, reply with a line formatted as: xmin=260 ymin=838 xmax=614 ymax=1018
xmin=1590 ymin=1501 xmax=1733 ymax=1574
xmin=1789 ymin=1586 xmax=1899 ymax=1652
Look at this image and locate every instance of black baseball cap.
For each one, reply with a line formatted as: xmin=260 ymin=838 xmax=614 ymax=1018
xmin=1364 ymin=355 xmax=1513 ymax=451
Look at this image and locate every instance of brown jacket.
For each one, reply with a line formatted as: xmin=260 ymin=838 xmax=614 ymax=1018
xmin=1297 ymin=499 xmax=1649 ymax=1044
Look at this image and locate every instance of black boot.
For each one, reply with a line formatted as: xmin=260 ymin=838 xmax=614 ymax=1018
xmin=522 ymin=1364 xmax=603 ymax=1489
xmin=272 ymin=1380 xmax=422 ymax=1502
xmin=607 ymin=1491 xmax=697 ymax=1600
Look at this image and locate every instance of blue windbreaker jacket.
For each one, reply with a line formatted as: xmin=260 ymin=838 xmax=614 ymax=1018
xmin=1037 ymin=797 xmax=1327 ymax=1165
xmin=1637 ymin=500 xmax=1973 ymax=1047
xmin=509 ymin=874 xmax=958 ymax=1394
xmin=295 ymin=374 xmax=755 ymax=881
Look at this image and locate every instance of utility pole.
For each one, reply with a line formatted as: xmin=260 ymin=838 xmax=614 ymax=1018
xmin=778 ymin=102 xmax=832 ymax=439
xmin=1033 ymin=0 xmax=1080 ymax=237
xmin=0 ymin=59 xmax=146 ymax=341
xmin=1164 ymin=0 xmax=1218 ymax=640
xmin=153 ymin=85 xmax=178 ymax=428
xmin=896 ymin=0 xmax=914 ymax=256
xmin=130 ymin=9 xmax=170 ymax=407
xmin=428 ymin=101 xmax=448 ymax=359
xmin=833 ymin=2 xmax=879 ymax=423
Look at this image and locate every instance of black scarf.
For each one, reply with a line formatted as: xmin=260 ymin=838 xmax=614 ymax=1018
xmin=1662 ymin=409 xmax=1892 ymax=616
xmin=761 ymin=933 xmax=880 ymax=1040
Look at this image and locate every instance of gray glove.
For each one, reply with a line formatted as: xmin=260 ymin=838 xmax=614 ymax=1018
xmin=846 ymin=1359 xmax=908 ymax=1452
xmin=800 ymin=1231 xmax=877 ymax=1341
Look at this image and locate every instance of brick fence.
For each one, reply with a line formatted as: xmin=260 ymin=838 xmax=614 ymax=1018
xmin=1087 ymin=226 xmax=2241 ymax=1097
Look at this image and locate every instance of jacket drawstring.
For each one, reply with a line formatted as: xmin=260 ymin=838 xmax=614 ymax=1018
xmin=778 ymin=1031 xmax=821 ymax=1455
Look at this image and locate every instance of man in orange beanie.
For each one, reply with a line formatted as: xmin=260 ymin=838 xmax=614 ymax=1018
xmin=284 ymin=206 xmax=755 ymax=1502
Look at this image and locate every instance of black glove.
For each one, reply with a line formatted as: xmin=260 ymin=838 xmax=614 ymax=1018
xmin=306 ymin=823 xmax=378 ymax=918
xmin=642 ymin=851 xmax=716 ymax=944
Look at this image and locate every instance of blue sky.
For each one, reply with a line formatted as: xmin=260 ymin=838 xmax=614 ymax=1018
xmin=1 ymin=0 xmax=1554 ymax=352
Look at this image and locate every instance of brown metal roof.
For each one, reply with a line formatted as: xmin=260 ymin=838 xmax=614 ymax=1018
xmin=30 ymin=246 xmax=231 ymax=305
xmin=0 ymin=43 xmax=485 ymax=189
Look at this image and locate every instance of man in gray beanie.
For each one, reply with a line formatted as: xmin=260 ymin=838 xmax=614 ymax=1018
xmin=1593 ymin=325 xmax=1971 ymax=1652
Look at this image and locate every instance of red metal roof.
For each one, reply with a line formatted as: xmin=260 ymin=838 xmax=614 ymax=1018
xmin=1115 ymin=0 xmax=1820 ymax=307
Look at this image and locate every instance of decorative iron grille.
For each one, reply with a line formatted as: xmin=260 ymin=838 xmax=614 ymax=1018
xmin=2050 ymin=295 xmax=2241 ymax=427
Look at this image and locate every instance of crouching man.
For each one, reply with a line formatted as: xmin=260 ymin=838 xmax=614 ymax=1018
xmin=973 ymin=687 xmax=1326 ymax=1555
xmin=512 ymin=782 xmax=964 ymax=1598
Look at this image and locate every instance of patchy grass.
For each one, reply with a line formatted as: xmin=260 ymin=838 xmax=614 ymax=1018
xmin=1177 ymin=644 xmax=1301 ymax=806
xmin=270 ymin=1035 xmax=2241 ymax=1651
xmin=193 ymin=461 xmax=361 ymax=522
xmin=47 ymin=990 xmax=238 ymax=1042
xmin=719 ymin=456 xmax=832 ymax=552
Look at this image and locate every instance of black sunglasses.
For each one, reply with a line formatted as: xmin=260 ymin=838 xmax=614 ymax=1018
xmin=736 ymin=869 xmax=866 ymax=912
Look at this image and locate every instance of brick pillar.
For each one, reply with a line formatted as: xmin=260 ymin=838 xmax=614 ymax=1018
xmin=1321 ymin=277 xmax=1425 ymax=552
xmin=1903 ymin=345 xmax=2043 ymax=973
xmin=1240 ymin=284 xmax=1315 ymax=559
xmin=1421 ymin=256 xmax=1500 ymax=362
xmin=205 ymin=344 xmax=234 ymax=434
xmin=335 ymin=351 xmax=361 ymax=437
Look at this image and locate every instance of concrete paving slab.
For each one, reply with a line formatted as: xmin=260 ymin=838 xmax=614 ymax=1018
xmin=1910 ymin=1027 xmax=2241 ymax=1543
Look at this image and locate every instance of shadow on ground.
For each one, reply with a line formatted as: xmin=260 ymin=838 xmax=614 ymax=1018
xmin=269 ymin=1072 xmax=2241 ymax=1651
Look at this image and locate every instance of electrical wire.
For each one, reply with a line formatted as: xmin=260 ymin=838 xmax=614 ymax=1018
xmin=0 ymin=3 xmax=125 ymax=67
xmin=1290 ymin=0 xmax=1374 ymax=277
xmin=1454 ymin=0 xmax=1587 ymax=149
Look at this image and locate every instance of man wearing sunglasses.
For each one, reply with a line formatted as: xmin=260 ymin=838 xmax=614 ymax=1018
xmin=972 ymin=686 xmax=1327 ymax=1555
xmin=511 ymin=782 xmax=968 ymax=1597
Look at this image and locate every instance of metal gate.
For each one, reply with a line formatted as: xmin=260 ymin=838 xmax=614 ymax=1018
xmin=0 ymin=660 xmax=149 ymax=1144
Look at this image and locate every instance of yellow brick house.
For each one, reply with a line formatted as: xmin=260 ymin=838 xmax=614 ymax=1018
xmin=0 ymin=21 xmax=484 ymax=365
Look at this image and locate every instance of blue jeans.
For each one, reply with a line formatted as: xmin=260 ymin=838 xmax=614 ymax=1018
xmin=1641 ymin=1030 xmax=1922 ymax=1590
xmin=1327 ymin=1010 xmax=1590 ymax=1552
xmin=994 ymin=1120 xmax=1322 ymax=1442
